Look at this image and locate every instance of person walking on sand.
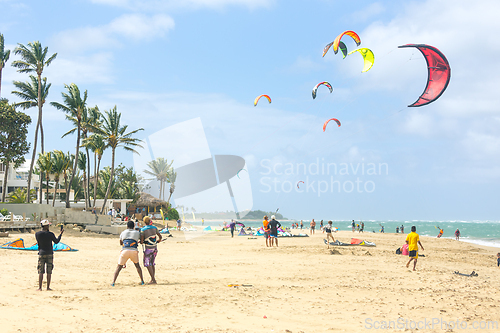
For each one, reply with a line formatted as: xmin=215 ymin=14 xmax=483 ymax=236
xmin=324 ymin=221 xmax=335 ymax=249
xmin=497 ymin=253 xmax=500 ymax=267
xmin=405 ymin=226 xmax=424 ymax=271
xmin=360 ymin=222 xmax=364 ymax=233
xmin=268 ymin=215 xmax=282 ymax=247
xmin=141 ymin=216 xmax=162 ymax=284
xmin=263 ymin=215 xmax=271 ymax=247
xmin=310 ymin=219 xmax=316 ymax=235
xmin=352 ymin=220 xmax=355 ymax=232
xmin=35 ymin=220 xmax=64 ymax=291
xmin=455 ymin=229 xmax=460 ymax=241
xmin=112 ymin=221 xmax=145 ymax=286
xmin=229 ymin=219 xmax=236 ymax=238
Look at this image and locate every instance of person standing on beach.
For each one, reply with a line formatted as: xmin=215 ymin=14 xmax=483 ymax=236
xmin=112 ymin=221 xmax=144 ymax=286
xmin=497 ymin=253 xmax=500 ymax=267
xmin=320 ymin=220 xmax=324 ymax=233
xmin=268 ymin=215 xmax=282 ymax=247
xmin=35 ymin=220 xmax=64 ymax=291
xmin=400 ymin=225 xmax=404 ymax=234
xmin=351 ymin=220 xmax=355 ymax=232
xmin=405 ymin=226 xmax=424 ymax=271
xmin=300 ymin=220 xmax=303 ymax=230
xmin=360 ymin=222 xmax=364 ymax=233
xmin=263 ymin=215 xmax=271 ymax=247
xmin=229 ymin=219 xmax=236 ymax=238
xmin=455 ymin=229 xmax=460 ymax=241
xmin=141 ymin=216 xmax=162 ymax=284
xmin=310 ymin=219 xmax=316 ymax=235
xmin=324 ymin=221 xmax=335 ymax=249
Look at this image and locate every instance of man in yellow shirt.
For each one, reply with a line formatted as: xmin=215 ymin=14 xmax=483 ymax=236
xmin=405 ymin=226 xmax=424 ymax=271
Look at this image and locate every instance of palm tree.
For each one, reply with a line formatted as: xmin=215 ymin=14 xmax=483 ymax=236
xmin=50 ymin=150 xmax=67 ymax=207
xmin=36 ymin=151 xmax=52 ymax=204
xmin=91 ymin=106 xmax=143 ymax=214
xmin=51 ymin=83 xmax=87 ymax=208
xmin=0 ymin=33 xmax=10 ymax=98
xmin=11 ymin=41 xmax=57 ymax=202
xmin=63 ymin=105 xmax=101 ymax=208
xmin=12 ymin=75 xmax=51 ymax=202
xmin=165 ymin=169 xmax=177 ymax=215
xmin=7 ymin=188 xmax=36 ymax=203
xmin=144 ymin=157 xmax=173 ymax=201
xmin=77 ymin=151 xmax=88 ymax=209
xmin=82 ymin=133 xmax=106 ymax=208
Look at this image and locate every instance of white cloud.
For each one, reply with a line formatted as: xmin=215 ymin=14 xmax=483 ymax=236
xmin=350 ymin=2 xmax=385 ymax=23
xmin=88 ymin=0 xmax=274 ymax=11
xmin=52 ymin=13 xmax=174 ymax=53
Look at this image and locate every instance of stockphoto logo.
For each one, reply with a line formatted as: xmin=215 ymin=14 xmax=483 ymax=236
xmin=259 ymin=158 xmax=388 ymax=196
xmin=133 ymin=118 xmax=253 ymax=239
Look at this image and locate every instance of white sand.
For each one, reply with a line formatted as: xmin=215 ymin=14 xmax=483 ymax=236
xmin=1 ymin=229 xmax=499 ymax=332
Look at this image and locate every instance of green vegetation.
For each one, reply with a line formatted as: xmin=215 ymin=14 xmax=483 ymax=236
xmin=0 ymin=99 xmax=31 ymax=202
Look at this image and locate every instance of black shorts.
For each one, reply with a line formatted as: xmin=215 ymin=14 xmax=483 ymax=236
xmin=409 ymin=250 xmax=417 ymax=258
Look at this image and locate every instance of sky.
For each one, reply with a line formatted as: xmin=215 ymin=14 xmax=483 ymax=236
xmin=1 ymin=0 xmax=499 ymax=221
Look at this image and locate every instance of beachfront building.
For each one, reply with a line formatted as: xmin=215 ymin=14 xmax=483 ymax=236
xmin=0 ymin=160 xmax=39 ymax=200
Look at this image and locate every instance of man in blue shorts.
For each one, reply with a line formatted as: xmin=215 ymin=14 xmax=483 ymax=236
xmin=141 ymin=216 xmax=162 ymax=284
xmin=268 ymin=215 xmax=282 ymax=247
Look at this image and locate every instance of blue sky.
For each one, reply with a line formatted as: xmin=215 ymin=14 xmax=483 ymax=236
xmin=1 ymin=0 xmax=499 ymax=220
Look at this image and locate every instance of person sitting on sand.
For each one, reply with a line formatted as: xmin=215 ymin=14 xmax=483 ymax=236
xmin=112 ymin=221 xmax=144 ymax=286
xmin=405 ymin=226 xmax=424 ymax=271
xmin=268 ymin=215 xmax=282 ymax=247
xmin=35 ymin=220 xmax=64 ymax=291
xmin=455 ymin=229 xmax=460 ymax=241
xmin=141 ymin=216 xmax=162 ymax=284
xmin=324 ymin=221 xmax=335 ymax=249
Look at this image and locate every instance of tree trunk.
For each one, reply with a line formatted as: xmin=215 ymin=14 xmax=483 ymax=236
xmin=39 ymin=172 xmax=43 ymax=204
xmin=86 ymin=146 xmax=91 ymax=208
xmin=37 ymin=73 xmax=44 ymax=205
xmin=66 ymin=123 xmax=81 ymax=208
xmin=101 ymin=147 xmax=115 ymax=214
xmin=93 ymin=155 xmax=101 ymax=209
xmin=26 ymin=118 xmax=40 ymax=203
xmin=0 ymin=68 xmax=3 ymax=98
xmin=1 ymin=160 xmax=9 ymax=202
xmin=52 ymin=178 xmax=59 ymax=207
xmin=83 ymin=170 xmax=88 ymax=210
xmin=46 ymin=174 xmax=50 ymax=205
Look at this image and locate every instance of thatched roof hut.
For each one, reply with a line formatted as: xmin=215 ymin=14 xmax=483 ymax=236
xmin=134 ymin=192 xmax=167 ymax=208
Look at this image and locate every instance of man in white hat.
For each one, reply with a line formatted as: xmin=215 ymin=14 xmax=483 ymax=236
xmin=35 ymin=220 xmax=64 ymax=291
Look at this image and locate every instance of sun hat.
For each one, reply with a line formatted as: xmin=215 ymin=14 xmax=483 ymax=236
xmin=41 ymin=220 xmax=51 ymax=226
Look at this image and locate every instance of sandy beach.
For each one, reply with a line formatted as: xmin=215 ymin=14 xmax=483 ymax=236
xmin=1 ymin=228 xmax=499 ymax=333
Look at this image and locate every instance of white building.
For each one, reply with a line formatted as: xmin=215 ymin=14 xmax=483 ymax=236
xmin=0 ymin=160 xmax=39 ymax=200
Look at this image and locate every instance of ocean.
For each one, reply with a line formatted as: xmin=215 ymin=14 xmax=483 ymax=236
xmin=189 ymin=219 xmax=500 ymax=249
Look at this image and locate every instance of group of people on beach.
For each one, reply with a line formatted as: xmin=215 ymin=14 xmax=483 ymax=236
xmin=35 ymin=216 xmax=162 ymax=290
xmin=262 ymin=215 xmax=282 ymax=247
